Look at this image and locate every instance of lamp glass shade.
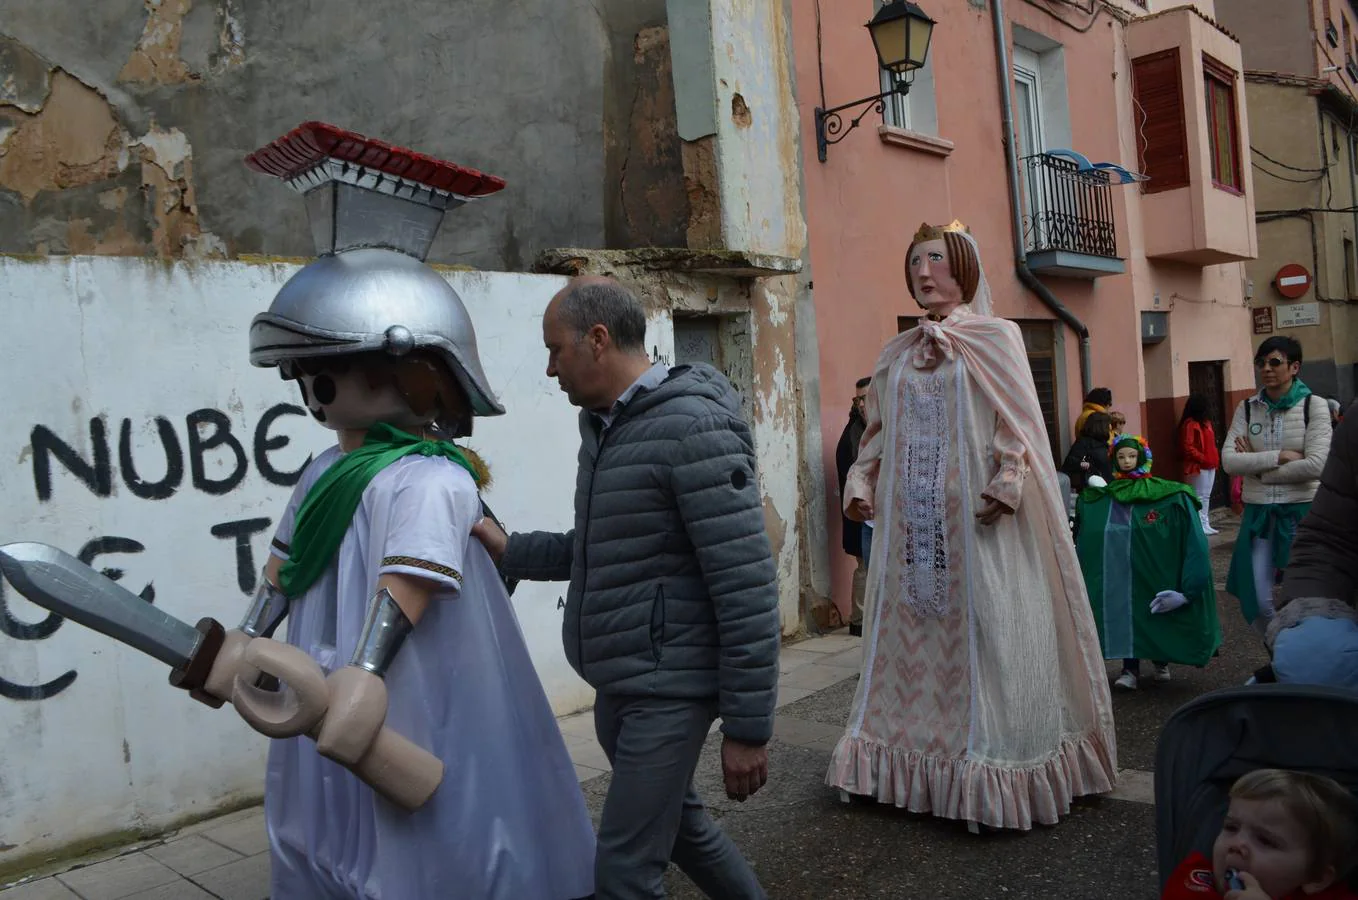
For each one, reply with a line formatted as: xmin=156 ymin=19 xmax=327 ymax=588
xmin=867 ymin=2 xmax=935 ymax=74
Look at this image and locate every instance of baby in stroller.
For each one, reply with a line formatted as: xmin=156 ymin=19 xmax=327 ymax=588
xmin=1156 ymin=686 xmax=1358 ymax=900
xmin=1161 ymin=768 xmax=1358 ymax=898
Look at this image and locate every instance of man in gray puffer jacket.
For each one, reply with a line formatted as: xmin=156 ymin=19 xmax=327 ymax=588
xmin=473 ymin=276 xmax=779 ymax=900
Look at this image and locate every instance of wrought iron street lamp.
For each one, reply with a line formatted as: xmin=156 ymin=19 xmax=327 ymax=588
xmin=814 ymin=1 xmax=935 ymax=163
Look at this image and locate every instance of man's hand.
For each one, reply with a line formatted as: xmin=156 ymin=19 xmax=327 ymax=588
xmin=975 ymin=497 xmax=1014 ymax=527
xmin=846 ymin=498 xmax=874 ymax=523
xmin=1223 ymin=869 xmax=1272 ymax=900
xmin=1278 ymin=449 xmax=1303 ymax=464
xmin=720 ymin=736 xmax=768 ymax=802
xmin=1234 ymin=435 xmax=1254 ymax=453
xmin=470 ymin=517 xmax=509 ymax=562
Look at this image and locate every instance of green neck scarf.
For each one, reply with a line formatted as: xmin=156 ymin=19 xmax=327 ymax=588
xmin=279 ymin=422 xmax=480 ymax=597
xmin=1262 ymin=377 xmax=1311 ymax=411
xmin=1082 ymin=475 xmax=1199 ymax=507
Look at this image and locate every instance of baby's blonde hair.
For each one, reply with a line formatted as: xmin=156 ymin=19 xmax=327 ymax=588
xmin=1109 ymin=411 xmax=1127 ymax=429
xmin=1230 ymin=769 xmax=1358 ymax=879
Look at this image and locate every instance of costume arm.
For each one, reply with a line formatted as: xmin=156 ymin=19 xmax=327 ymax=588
xmin=501 ymin=530 xmax=575 ymax=581
xmin=1280 ymin=409 xmax=1358 ymax=605
xmin=843 ymin=375 xmax=884 ymax=520
xmin=672 ymin=414 xmax=780 ymax=746
xmin=1260 ymin=396 xmax=1333 ymax=484
xmin=981 ymin=413 xmax=1029 ymax=511
xmin=1177 ymin=498 xmax=1213 ymax=599
xmin=1221 ymin=400 xmax=1282 ymax=475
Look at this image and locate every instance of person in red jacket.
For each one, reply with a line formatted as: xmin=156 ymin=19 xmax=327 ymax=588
xmin=1180 ymin=393 xmax=1222 ymax=535
xmin=1161 ymin=769 xmax=1358 ymax=899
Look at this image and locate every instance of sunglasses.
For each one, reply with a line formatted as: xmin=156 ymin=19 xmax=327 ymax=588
xmin=1255 ymin=357 xmax=1291 ymax=370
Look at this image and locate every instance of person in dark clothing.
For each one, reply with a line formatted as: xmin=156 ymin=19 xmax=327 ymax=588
xmin=1062 ymin=412 xmax=1114 ymax=493
xmin=836 ymin=376 xmax=872 ymax=637
xmin=1260 ymin=399 xmax=1358 ymax=689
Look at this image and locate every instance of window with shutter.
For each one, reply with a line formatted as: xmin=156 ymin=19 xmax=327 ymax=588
xmin=1204 ymin=55 xmax=1242 ymax=192
xmin=1132 ymin=50 xmax=1190 ymax=194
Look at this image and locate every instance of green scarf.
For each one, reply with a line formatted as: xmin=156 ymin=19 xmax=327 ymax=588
xmin=1081 ymin=476 xmax=1199 ymax=507
xmin=1261 ymin=377 xmax=1311 ymax=411
xmin=279 ymin=422 xmax=481 ymax=597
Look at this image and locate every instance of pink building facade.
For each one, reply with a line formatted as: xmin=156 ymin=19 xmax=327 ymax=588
xmin=791 ymin=0 xmax=1260 ymax=621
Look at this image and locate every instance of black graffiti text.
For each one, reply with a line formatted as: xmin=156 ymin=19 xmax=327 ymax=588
xmin=31 ymin=403 xmax=311 ymax=503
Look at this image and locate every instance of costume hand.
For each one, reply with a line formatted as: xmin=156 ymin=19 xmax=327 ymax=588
xmin=721 ymin=736 xmax=768 ymax=802
xmin=1234 ymin=435 xmax=1253 ymax=453
xmin=200 ymin=628 xmax=262 ymax=704
xmin=1278 ymin=449 xmax=1303 ymax=464
xmin=847 ymin=498 xmax=874 ymax=523
xmin=315 ymin=665 xmax=389 ymax=767
xmin=470 ymin=517 xmax=509 ymax=562
xmin=1150 ymin=590 xmax=1189 ymax=615
xmin=975 ymin=497 xmax=1013 ymax=527
xmin=1223 ymin=870 xmax=1272 ymax=900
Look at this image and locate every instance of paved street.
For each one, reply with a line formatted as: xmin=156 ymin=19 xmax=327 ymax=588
xmin=2 ymin=512 xmax=1261 ymax=900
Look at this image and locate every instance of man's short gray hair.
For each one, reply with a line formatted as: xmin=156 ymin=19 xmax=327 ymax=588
xmin=559 ymin=281 xmax=648 ymax=354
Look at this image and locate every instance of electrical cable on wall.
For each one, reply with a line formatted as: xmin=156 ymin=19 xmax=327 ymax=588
xmin=1251 ymin=146 xmax=1326 ymax=173
xmin=1252 ymin=161 xmax=1327 ymax=184
xmin=1019 ymin=0 xmax=1102 ymax=32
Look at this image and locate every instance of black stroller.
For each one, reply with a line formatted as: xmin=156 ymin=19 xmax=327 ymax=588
xmin=1154 ymin=684 xmax=1358 ymax=892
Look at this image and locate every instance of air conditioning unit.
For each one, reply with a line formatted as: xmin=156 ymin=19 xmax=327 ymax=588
xmin=1328 ymin=20 xmax=1340 ymax=47
xmin=1141 ymin=311 xmax=1169 ymax=345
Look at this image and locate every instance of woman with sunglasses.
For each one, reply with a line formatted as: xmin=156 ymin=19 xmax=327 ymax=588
xmin=1222 ymin=336 xmax=1333 ymax=638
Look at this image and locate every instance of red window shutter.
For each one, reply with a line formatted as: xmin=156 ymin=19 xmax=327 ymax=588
xmin=1132 ymin=50 xmax=1190 ymax=193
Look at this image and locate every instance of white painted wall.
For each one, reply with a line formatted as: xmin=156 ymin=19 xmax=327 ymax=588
xmin=0 ymin=256 xmax=679 ymax=866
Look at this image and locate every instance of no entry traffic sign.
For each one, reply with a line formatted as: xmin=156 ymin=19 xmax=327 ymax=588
xmin=1274 ymin=263 xmax=1312 ymax=299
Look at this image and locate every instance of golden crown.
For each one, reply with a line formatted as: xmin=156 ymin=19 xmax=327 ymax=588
xmin=911 ymin=219 xmax=971 ymax=243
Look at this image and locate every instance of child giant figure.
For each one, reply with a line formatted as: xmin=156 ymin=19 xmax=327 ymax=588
xmin=240 ymin=123 xmax=595 ymax=899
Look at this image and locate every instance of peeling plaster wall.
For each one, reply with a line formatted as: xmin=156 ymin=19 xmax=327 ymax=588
xmin=0 ymin=0 xmax=610 ymax=267
xmin=0 ymin=256 xmax=600 ymax=870
xmin=707 ymin=0 xmax=805 ymax=258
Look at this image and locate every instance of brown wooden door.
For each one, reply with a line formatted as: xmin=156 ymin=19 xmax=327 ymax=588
xmin=1187 ymin=361 xmax=1229 ymax=508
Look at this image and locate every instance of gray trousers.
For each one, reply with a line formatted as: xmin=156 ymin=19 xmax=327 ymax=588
xmin=593 ymin=693 xmax=766 ymax=900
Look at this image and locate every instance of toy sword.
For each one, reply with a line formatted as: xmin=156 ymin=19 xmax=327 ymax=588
xmin=0 ymin=541 xmax=443 ymax=811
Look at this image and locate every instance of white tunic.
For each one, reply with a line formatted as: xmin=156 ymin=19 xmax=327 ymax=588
xmin=265 ymin=447 xmax=596 ymax=899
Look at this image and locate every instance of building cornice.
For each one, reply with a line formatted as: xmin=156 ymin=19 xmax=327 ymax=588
xmin=1127 ymin=4 xmax=1238 ymax=43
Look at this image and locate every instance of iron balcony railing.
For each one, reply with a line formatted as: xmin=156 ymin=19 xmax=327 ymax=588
xmin=1019 ymin=152 xmax=1119 ymax=260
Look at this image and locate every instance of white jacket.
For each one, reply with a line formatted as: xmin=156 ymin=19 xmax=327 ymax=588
xmin=1222 ymin=391 xmax=1332 ymax=506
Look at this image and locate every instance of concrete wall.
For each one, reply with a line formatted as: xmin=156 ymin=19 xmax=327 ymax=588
xmin=0 ymin=0 xmax=618 ymax=270
xmin=0 ymin=257 xmax=671 ymax=870
xmin=1215 ymin=0 xmax=1316 ymax=75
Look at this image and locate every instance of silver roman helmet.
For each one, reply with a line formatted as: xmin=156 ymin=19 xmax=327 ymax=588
xmin=245 ymin=122 xmax=506 ymax=419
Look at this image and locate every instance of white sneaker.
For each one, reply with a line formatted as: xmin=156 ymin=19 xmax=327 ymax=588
xmin=1151 ymin=664 xmax=1171 ymax=683
xmin=1203 ymin=526 xmax=1220 ymax=536
xmin=1114 ymin=670 xmax=1138 ymax=690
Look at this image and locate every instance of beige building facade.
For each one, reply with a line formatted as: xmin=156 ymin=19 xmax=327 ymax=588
xmin=1218 ymin=0 xmax=1358 ymax=404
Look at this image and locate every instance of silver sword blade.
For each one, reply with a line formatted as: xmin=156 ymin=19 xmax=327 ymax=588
xmin=0 ymin=542 xmax=200 ymax=668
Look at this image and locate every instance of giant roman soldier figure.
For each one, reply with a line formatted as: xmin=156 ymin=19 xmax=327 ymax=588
xmin=0 ymin=122 xmax=596 ymax=899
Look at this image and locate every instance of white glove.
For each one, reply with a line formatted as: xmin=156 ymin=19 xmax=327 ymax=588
xmin=1087 ymin=475 xmax=1108 ymax=488
xmin=1150 ymin=590 xmax=1188 ymax=615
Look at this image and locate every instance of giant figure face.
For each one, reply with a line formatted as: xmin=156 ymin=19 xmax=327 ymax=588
xmin=903 ymin=230 xmax=979 ymax=314
xmin=281 ymin=352 xmax=470 ymax=435
xmin=1114 ymin=446 xmax=1140 ymax=473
